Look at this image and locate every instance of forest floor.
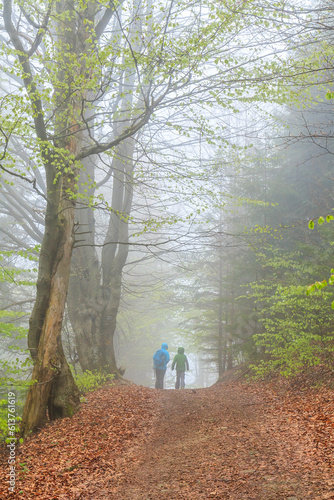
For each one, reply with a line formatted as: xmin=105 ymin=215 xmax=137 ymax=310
xmin=1 ymin=369 xmax=334 ymax=499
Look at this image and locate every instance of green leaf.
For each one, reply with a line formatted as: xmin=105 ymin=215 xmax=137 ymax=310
xmin=318 ymin=216 xmax=325 ymax=225
xmin=308 ymin=220 xmax=314 ymax=229
xmin=306 ymin=284 xmax=316 ymax=295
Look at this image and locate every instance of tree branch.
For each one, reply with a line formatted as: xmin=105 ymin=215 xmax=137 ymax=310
xmin=76 ymin=93 xmax=165 ymax=160
xmin=0 ymin=162 xmax=47 ymax=201
xmin=27 ymin=1 xmax=53 ymax=58
xmin=95 ymin=0 xmax=125 ymax=40
xmin=3 ymin=0 xmax=47 ymax=141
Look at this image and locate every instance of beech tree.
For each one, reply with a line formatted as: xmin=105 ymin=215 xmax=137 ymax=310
xmin=1 ymin=0 xmax=174 ymax=435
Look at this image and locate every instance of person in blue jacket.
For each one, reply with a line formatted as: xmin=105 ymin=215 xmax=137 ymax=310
xmin=153 ymin=343 xmax=170 ymax=389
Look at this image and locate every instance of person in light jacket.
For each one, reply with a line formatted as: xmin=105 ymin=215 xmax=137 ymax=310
xmin=171 ymin=347 xmax=189 ymax=389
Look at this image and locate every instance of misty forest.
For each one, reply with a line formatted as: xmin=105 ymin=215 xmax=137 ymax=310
xmin=1 ymin=0 xmax=334 ymax=498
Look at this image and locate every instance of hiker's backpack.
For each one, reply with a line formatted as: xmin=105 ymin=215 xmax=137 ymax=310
xmin=153 ymin=349 xmax=165 ymax=369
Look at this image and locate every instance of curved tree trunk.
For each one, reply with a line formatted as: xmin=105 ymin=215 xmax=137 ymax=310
xmin=21 ymin=170 xmax=81 ymax=435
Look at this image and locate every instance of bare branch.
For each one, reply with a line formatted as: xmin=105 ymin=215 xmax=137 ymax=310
xmin=76 ymin=93 xmax=166 ymax=160
xmin=27 ymin=1 xmax=53 ymax=58
xmin=20 ymin=6 xmax=42 ymax=29
xmin=3 ymin=0 xmax=47 ymax=141
xmin=95 ymin=0 xmax=125 ymax=40
xmin=0 ymin=163 xmax=47 ymax=201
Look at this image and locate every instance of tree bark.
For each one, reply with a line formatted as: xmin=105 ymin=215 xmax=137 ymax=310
xmin=68 ymin=137 xmax=134 ymax=375
xmin=67 ymin=157 xmax=102 ymax=371
xmin=21 ymin=169 xmax=81 ymax=434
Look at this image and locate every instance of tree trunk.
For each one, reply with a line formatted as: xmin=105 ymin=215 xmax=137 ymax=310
xmin=68 ymin=138 xmax=134 ymax=375
xmin=4 ymin=0 xmax=156 ymax=435
xmin=67 ymin=157 xmax=102 ymax=371
xmin=217 ymin=247 xmax=224 ymax=378
xmin=98 ymin=257 xmax=126 ymax=373
xmin=21 ymin=171 xmax=81 ymax=435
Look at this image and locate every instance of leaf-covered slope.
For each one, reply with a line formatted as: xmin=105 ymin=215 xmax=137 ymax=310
xmin=1 ymin=378 xmax=334 ymax=499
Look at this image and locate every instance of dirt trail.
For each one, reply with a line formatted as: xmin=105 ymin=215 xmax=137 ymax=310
xmin=106 ymin=383 xmax=332 ymax=499
xmin=1 ymin=380 xmax=333 ymax=499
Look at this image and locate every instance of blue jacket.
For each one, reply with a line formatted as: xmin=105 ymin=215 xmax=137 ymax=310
xmin=153 ymin=343 xmax=170 ymax=370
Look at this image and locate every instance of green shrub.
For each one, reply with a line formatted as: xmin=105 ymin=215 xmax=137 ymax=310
xmin=73 ymin=369 xmax=115 ymax=394
xmin=0 ymin=383 xmax=28 ymax=444
xmin=249 ymin=284 xmax=334 ymax=378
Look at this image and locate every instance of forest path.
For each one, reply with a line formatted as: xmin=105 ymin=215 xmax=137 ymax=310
xmin=1 ymin=378 xmax=334 ymax=499
xmin=103 ymin=382 xmax=333 ymax=500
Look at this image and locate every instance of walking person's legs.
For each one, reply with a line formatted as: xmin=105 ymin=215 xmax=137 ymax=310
xmin=155 ymin=369 xmax=166 ymax=389
xmin=155 ymin=369 xmax=159 ymax=389
xmin=175 ymin=371 xmax=181 ymax=389
xmin=180 ymin=371 xmax=185 ymax=389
